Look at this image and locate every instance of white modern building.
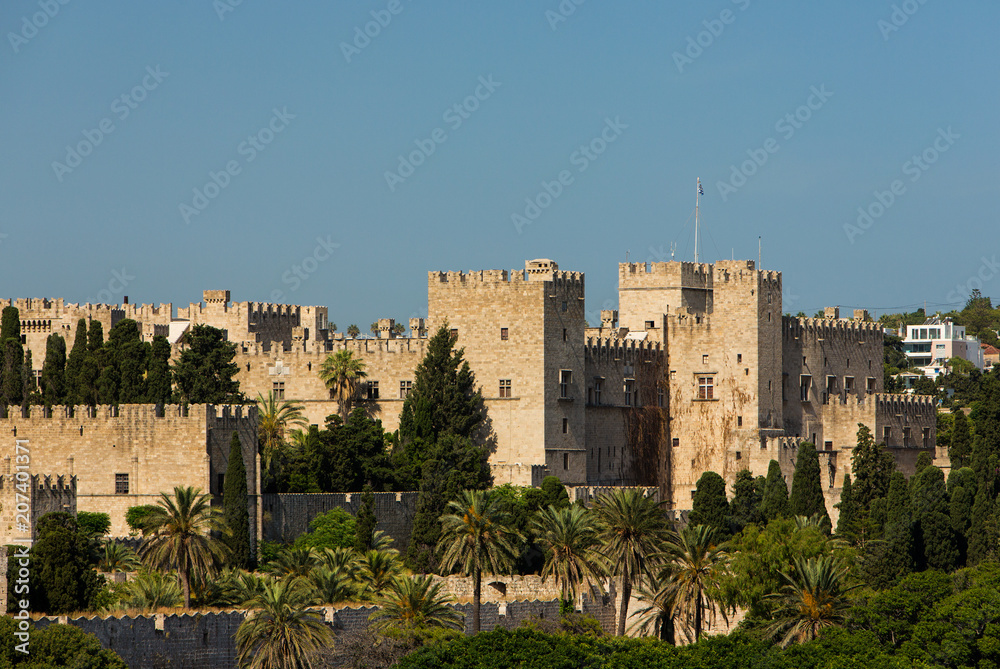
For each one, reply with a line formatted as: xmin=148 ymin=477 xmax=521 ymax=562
xmin=901 ymin=316 xmax=984 ymax=377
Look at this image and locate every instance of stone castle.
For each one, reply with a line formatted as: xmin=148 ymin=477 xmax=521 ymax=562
xmin=2 ymin=258 xmax=941 ymax=531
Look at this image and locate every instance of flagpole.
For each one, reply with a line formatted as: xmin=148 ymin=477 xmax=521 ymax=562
xmin=694 ymin=178 xmax=700 ymax=263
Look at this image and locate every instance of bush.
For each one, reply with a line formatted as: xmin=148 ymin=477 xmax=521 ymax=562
xmin=0 ymin=617 xmax=127 ymax=668
xmin=126 ymin=505 xmax=159 ymax=534
xmin=77 ymin=511 xmax=111 ymax=536
xmin=292 ymin=508 xmax=357 ymax=552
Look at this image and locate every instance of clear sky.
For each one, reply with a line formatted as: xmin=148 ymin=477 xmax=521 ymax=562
xmin=2 ymin=1 xmax=997 ymax=329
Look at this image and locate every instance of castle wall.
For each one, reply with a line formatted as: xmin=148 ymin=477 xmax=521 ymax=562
xmin=0 ymin=474 xmax=77 ymax=545
xmin=262 ymin=491 xmax=418 ymax=549
xmin=617 ymin=262 xmax=713 ymax=334
xmin=0 ymin=404 xmax=257 ymax=537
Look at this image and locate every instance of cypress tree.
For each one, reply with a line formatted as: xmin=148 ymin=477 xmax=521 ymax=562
xmin=760 ymin=459 xmax=790 ymax=521
xmin=789 ymin=442 xmax=829 ymax=525
xmin=689 ymin=470 xmax=731 ymax=536
xmin=913 ymin=451 xmax=933 ymax=478
xmin=22 ymin=348 xmax=36 ymax=405
xmin=146 ymin=335 xmax=172 ymax=404
xmin=836 ymin=474 xmax=860 ymax=540
xmin=851 ymin=423 xmax=894 ymax=508
xmin=223 ymin=431 xmax=252 ymax=569
xmin=41 ymin=333 xmax=67 ymax=405
xmin=729 ymin=469 xmax=764 ymax=533
xmin=172 ymin=324 xmax=242 ymax=404
xmin=967 ymin=486 xmax=997 ymax=565
xmin=64 ymin=319 xmax=88 ymax=405
xmin=77 ymin=320 xmax=104 ymax=406
xmin=86 ymin=320 xmax=103 ymax=352
xmin=948 ymin=467 xmax=976 ymax=538
xmin=354 ymin=485 xmax=378 ymax=553
xmin=951 ymin=410 xmax=973 ymax=469
xmin=0 ymin=306 xmax=19 ymax=343
xmin=911 ymin=466 xmax=959 ymax=571
xmin=2 ymin=338 xmax=24 ymax=407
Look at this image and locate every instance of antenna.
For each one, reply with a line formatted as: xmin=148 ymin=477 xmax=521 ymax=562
xmin=694 ymin=178 xmax=702 ymax=263
xmin=758 ymin=236 xmax=762 ymax=268
xmin=670 ymin=242 xmax=676 ymax=260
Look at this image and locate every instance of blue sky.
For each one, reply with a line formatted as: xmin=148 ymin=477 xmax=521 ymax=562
xmin=2 ymin=1 xmax=997 ymax=329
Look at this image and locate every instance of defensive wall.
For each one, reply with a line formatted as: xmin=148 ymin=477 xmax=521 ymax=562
xmin=0 ymin=474 xmax=76 ymax=545
xmin=261 ymin=492 xmax=419 ymax=549
xmin=0 ymin=404 xmax=259 ymax=539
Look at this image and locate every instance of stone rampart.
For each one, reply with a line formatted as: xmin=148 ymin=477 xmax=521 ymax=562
xmin=262 ymin=492 xmax=418 ymax=549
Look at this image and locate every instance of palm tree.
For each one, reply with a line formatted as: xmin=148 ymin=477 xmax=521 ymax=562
xmin=266 ymin=547 xmax=321 ymax=581
xmin=256 ymin=391 xmax=308 ymax=470
xmin=765 ymin=555 xmax=859 ymax=648
xmin=533 ymin=505 xmax=606 ymax=606
xmin=319 ymin=547 xmax=362 ymax=580
xmin=306 ymin=566 xmax=358 ymax=606
xmin=235 ymin=578 xmax=334 ymax=669
xmin=317 ymin=349 xmax=367 ymax=419
xmin=629 ymin=572 xmax=677 ymax=643
xmin=358 ymin=549 xmax=403 ymax=600
xmin=592 ymin=488 xmax=670 ymax=636
xmin=438 ymin=489 xmax=522 ymax=633
xmin=656 ymin=524 xmax=731 ymax=642
xmin=123 ymin=570 xmax=183 ymax=612
xmin=99 ymin=542 xmax=141 ymax=574
xmin=369 ymin=575 xmax=463 ymax=632
xmin=346 ymin=325 xmax=360 ymax=339
xmin=140 ymin=486 xmax=229 ymax=608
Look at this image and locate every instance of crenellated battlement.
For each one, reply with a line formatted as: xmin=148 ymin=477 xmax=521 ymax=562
xmin=0 ymin=403 xmax=256 ymax=424
xmin=875 ymin=393 xmax=937 ymax=414
xmin=784 ymin=316 xmax=884 ymax=341
xmin=430 ymin=266 xmax=584 ymax=289
xmin=0 ymin=473 xmax=76 ymax=493
xmin=584 ymin=336 xmax=661 ymax=363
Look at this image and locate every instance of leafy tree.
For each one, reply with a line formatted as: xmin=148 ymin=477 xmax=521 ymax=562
xmin=126 ymin=504 xmax=160 ymax=535
xmin=224 ymin=432 xmax=253 ymax=570
xmin=862 ymin=472 xmax=915 ymax=588
xmin=658 ymin=524 xmax=731 ymax=642
xmin=948 ymin=466 xmax=976 ymax=543
xmin=2 ymin=338 xmax=24 ymax=407
xmin=370 ymin=322 xmax=379 ymax=336
xmin=73 ymin=319 xmax=105 ymax=406
xmin=354 ymin=485 xmax=378 ymax=553
xmin=77 ymin=511 xmax=111 ymax=537
xmin=835 ymin=474 xmax=859 ymax=541
xmin=592 ymin=488 xmax=669 ymax=636
xmin=370 ymin=575 xmax=463 ymax=633
xmin=760 ymin=460 xmax=791 ymax=521
xmin=765 ymin=555 xmax=858 ymax=647
xmin=532 ymin=504 xmax=605 ymax=605
xmin=347 ymin=324 xmax=360 ymax=339
xmin=87 ymin=319 xmax=104 ymax=352
xmin=64 ymin=318 xmax=88 ymax=405
xmin=0 ymin=306 xmax=19 ymax=342
xmin=688 ymin=471 xmax=730 ymax=537
xmin=438 ymin=489 xmax=521 ymax=633
xmin=729 ymin=469 xmax=765 ymax=534
xmin=21 ymin=348 xmax=37 ymax=404
xmin=317 ymin=409 xmax=394 ymax=492
xmin=951 ymin=409 xmax=973 ymax=469
xmin=318 ymin=349 xmax=367 ymax=420
xmin=910 ymin=465 xmax=959 ymax=571
xmin=140 ymin=486 xmax=229 ymax=607
xmin=0 ymin=617 xmax=128 ymax=668
xmin=235 ymin=579 xmax=334 ymax=669
xmin=172 ymin=324 xmax=242 ymax=404
xmin=266 ymin=546 xmax=321 ymax=580
xmin=292 ymin=508 xmax=357 ymax=552
xmin=30 ymin=512 xmax=103 ymax=614
xmin=146 ymin=334 xmax=172 ymax=404
xmin=40 ymin=333 xmax=66 ymax=405
xmin=104 ymin=319 xmax=149 ymax=403
xmin=851 ymin=424 xmax=894 ymax=508
xmin=789 ymin=442 xmax=829 ymax=527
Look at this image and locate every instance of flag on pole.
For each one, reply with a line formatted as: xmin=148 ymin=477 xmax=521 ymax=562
xmin=698 ymin=181 xmax=704 ymax=196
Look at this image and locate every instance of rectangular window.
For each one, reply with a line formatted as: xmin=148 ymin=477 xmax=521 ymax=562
xmin=737 ymin=353 xmax=742 ymax=363
xmin=500 ymin=327 xmax=509 ymax=341
xmin=903 ymin=427 xmax=912 ymax=447
xmin=561 ymin=301 xmax=568 ymax=312
xmin=737 ymin=416 xmax=743 ymax=427
xmin=499 ymin=379 xmax=511 ymax=398
xmin=645 ymin=320 xmax=655 ymax=329
xmin=697 ymin=376 xmax=714 ymax=400
xmin=562 ymin=418 xmax=568 ymax=434
xmin=867 ymin=377 xmax=877 ymax=392
xmin=923 ymin=427 xmax=930 ymax=448
xmin=399 ymin=380 xmax=413 ymax=398
xmin=216 ymin=473 xmax=225 ymax=493
xmin=563 ymin=453 xmax=569 ymax=469
xmin=594 ymin=378 xmax=602 ymax=405
xmin=672 ymin=438 xmax=679 ymax=447
xmin=702 ymin=354 xmax=709 ymax=365
xmin=844 ymin=376 xmax=855 ymax=393
xmin=883 ymin=426 xmax=891 ymax=444
xmin=367 ymin=380 xmax=379 ymax=400
xmin=115 ymin=473 xmax=129 ymax=495
xmin=824 ymin=441 xmax=833 ymax=451
xmin=560 ymin=370 xmax=572 ymax=399
xmin=450 ymin=328 xmax=458 ymax=340
xmin=272 ymin=381 xmax=284 ymax=400
xmin=624 ymin=379 xmax=635 ymax=406
xmin=658 ymin=386 xmax=665 ymax=408
xmin=800 ymin=375 xmax=811 ymax=402
xmin=563 ymin=328 xmax=568 ymax=341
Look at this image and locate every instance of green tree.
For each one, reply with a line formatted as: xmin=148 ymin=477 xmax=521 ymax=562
xmin=438 ymin=489 xmax=521 ymax=633
xmin=658 ymin=524 xmax=731 ymax=642
xmin=172 ymin=324 xmax=242 ymax=404
xmin=760 ymin=460 xmax=791 ymax=521
xmin=729 ymin=469 xmax=765 ymax=534
xmin=911 ymin=465 xmax=959 ymax=571
xmin=354 ymin=485 xmax=378 ymax=553
xmin=357 ymin=548 xmax=403 ymax=600
xmin=835 ymin=474 xmax=860 ymax=541
xmin=370 ymin=575 xmax=463 ymax=633
xmin=146 ymin=334 xmax=172 ymax=404
xmin=63 ymin=318 xmax=88 ymax=405
xmin=292 ymin=508 xmax=357 ymax=552
xmin=592 ymin=488 xmax=669 ymax=636
xmin=948 ymin=466 xmax=976 ymax=545
xmin=765 ymin=555 xmax=858 ymax=647
xmin=29 ymin=512 xmax=103 ymax=614
xmin=256 ymin=391 xmax=308 ymax=472
xmin=688 ymin=471 xmax=730 ymax=537
xmin=0 ymin=618 xmax=128 ymax=668
xmin=77 ymin=511 xmax=111 ymax=537
xmin=347 ymin=324 xmax=360 ymax=339
xmin=851 ymin=424 xmax=894 ymax=508
xmin=951 ymin=409 xmax=973 ymax=469
xmin=40 ymin=333 xmax=67 ymax=405
xmin=224 ymin=432 xmax=253 ymax=570
xmin=235 ymin=578 xmax=334 ymax=669
xmin=98 ymin=542 xmax=140 ymax=574
xmin=22 ymin=348 xmax=37 ymax=404
xmin=789 ymin=442 xmax=829 ymax=527
xmin=2 ymin=338 xmax=24 ymax=407
xmin=533 ymin=504 xmax=605 ymax=605
xmin=318 ymin=349 xmax=367 ymax=420
xmin=0 ymin=306 xmax=19 ymax=342
xmin=317 ymin=409 xmax=394 ymax=492
xmin=140 ymin=486 xmax=230 ymax=608
xmin=862 ymin=471 xmax=915 ymax=588
xmin=73 ymin=319 xmax=104 ymax=406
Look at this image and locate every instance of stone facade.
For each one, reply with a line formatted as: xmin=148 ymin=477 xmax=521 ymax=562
xmin=0 ymin=404 xmax=259 ymax=540
xmin=0 ymin=474 xmax=77 ymax=545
